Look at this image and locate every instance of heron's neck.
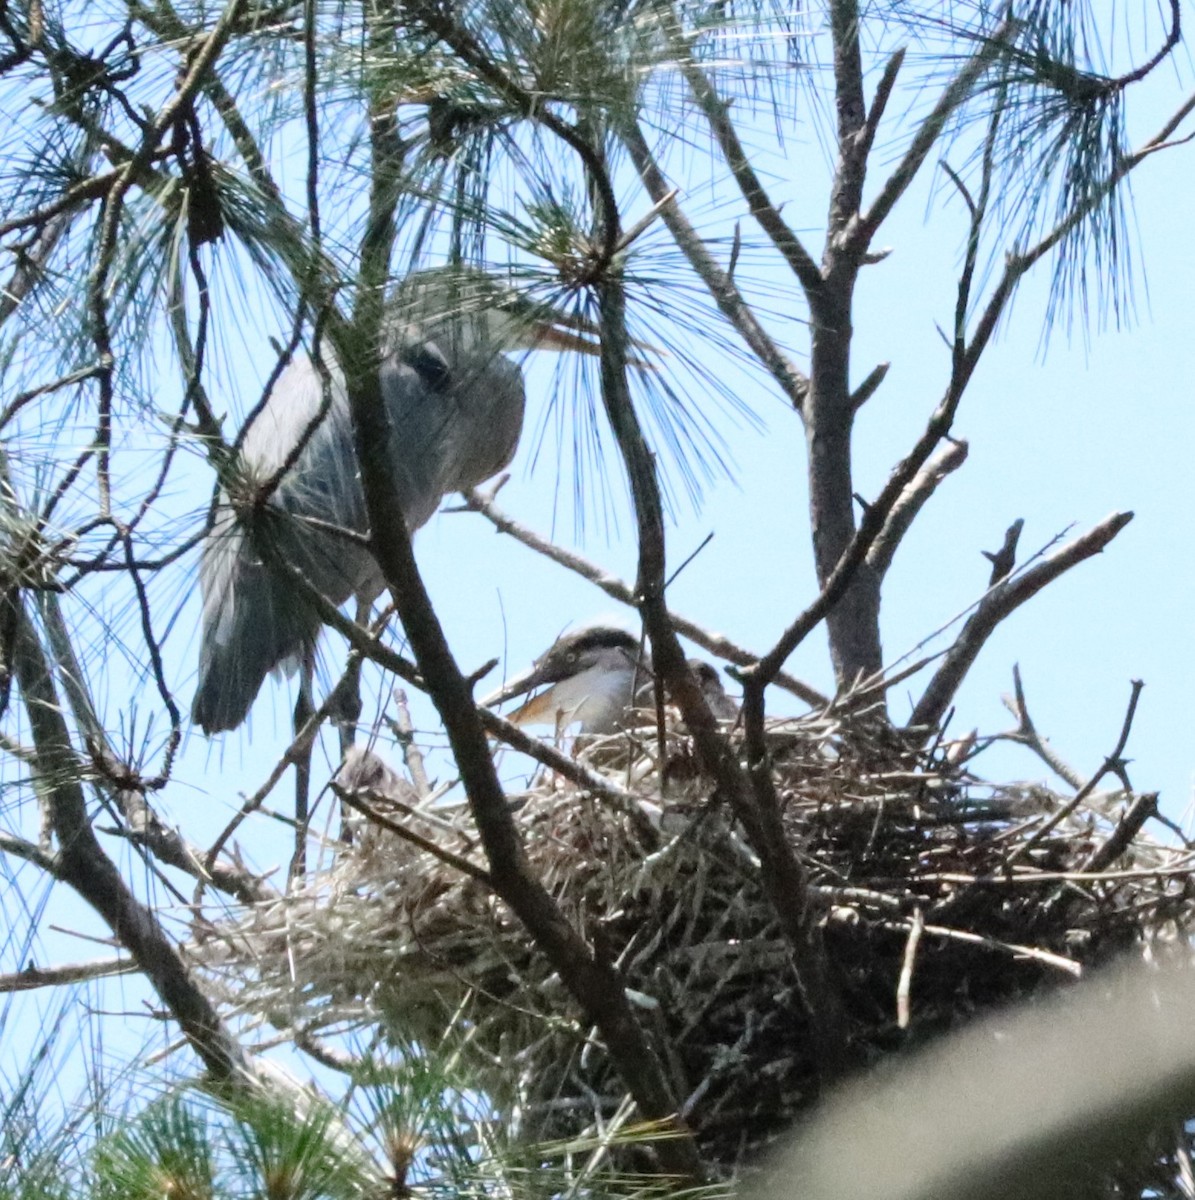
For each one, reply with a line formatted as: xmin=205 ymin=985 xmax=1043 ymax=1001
xmin=548 ymin=662 xmax=643 ymax=734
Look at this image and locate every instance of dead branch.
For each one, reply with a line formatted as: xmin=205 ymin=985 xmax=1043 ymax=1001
xmin=0 ymin=956 xmax=136 ymax=993
xmin=848 ymin=23 xmax=1015 ymax=252
xmin=619 ymin=121 xmax=809 ymax=409
xmin=983 ymin=518 xmax=1024 ymax=586
xmin=671 ymin=28 xmax=823 ymax=297
xmin=908 ymin=512 xmax=1133 ymax=737
xmin=866 ymin=439 xmax=969 ymax=579
xmin=1006 ymin=677 xmax=1145 ymax=866
xmin=1001 ymin=664 xmax=1084 ymax=789
xmin=850 ymin=361 xmax=891 ymax=412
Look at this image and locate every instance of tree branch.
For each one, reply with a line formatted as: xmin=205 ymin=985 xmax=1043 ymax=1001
xmin=669 ymin=26 xmax=823 ymax=296
xmin=849 ymin=360 xmax=891 ymax=412
xmin=847 ymin=23 xmax=1014 ymax=252
xmin=10 ymin=595 xmax=248 ymax=1082
xmin=594 ymin=266 xmax=850 ymax=1084
xmin=335 ymin=46 xmax=703 ymax=1178
xmin=908 ymin=512 xmax=1133 ymax=736
xmin=0 ymin=956 xmax=136 ymax=993
xmin=866 ymin=439 xmax=969 ymax=580
xmin=1000 ymin=664 xmax=1083 ymax=790
xmin=619 ymin=121 xmax=809 ymax=408
xmin=1005 ymin=677 xmax=1145 ymax=867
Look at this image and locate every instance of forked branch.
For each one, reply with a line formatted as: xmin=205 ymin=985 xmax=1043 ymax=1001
xmin=908 ymin=512 xmax=1133 ymax=737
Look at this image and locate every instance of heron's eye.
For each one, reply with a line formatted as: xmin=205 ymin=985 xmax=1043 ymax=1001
xmin=565 ymin=652 xmax=578 ymax=665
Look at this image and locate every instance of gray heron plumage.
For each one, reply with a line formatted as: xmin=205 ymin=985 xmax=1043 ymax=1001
xmin=192 ymin=269 xmax=600 ymax=736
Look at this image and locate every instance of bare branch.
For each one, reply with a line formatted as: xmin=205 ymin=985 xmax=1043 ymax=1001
xmin=848 ymin=23 xmax=1014 ymax=252
xmin=850 ymin=361 xmax=890 ymax=412
xmin=670 ymin=35 xmax=823 ymax=296
xmin=825 ymin=0 xmax=868 ymax=235
xmin=982 ymin=518 xmax=1024 ymax=586
xmin=1000 ymin=664 xmax=1083 ymax=790
xmin=620 ymin=122 xmax=809 ymax=408
xmin=866 ymin=440 xmax=969 ymax=580
xmin=1005 ymin=676 xmax=1145 ymax=866
xmin=0 ymin=956 xmax=136 ymax=993
xmin=908 ymin=512 xmax=1133 ymax=735
xmin=857 ymin=48 xmax=906 ymax=164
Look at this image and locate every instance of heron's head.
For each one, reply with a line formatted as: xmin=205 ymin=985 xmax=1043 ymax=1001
xmin=483 ymin=625 xmax=648 ymax=734
xmin=388 ymin=268 xmax=607 ymax=361
xmin=687 ymin=658 xmax=740 ymax=721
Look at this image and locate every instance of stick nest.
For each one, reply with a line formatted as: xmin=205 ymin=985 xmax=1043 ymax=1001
xmin=200 ymin=709 xmax=1195 ymax=1167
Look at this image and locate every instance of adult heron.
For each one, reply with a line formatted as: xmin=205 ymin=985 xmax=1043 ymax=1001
xmin=485 ymin=624 xmax=738 ymax=734
xmin=192 ymin=268 xmax=602 ymax=737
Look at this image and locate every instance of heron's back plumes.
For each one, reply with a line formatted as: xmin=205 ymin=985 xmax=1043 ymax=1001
xmin=191 ymin=510 xmax=323 ymax=734
xmin=192 ymin=312 xmax=528 ymax=734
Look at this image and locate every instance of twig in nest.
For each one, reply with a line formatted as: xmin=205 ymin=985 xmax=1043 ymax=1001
xmin=896 ymin=909 xmax=923 ymax=1029
xmin=334 ymin=786 xmax=492 ymax=886
xmin=388 ymin=689 xmax=432 ymax=799
xmin=1080 ymin=792 xmax=1159 ymax=874
xmin=1007 ymin=678 xmax=1144 ymax=866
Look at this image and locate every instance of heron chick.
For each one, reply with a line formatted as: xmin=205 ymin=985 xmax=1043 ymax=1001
xmin=192 ymin=269 xmax=601 ymax=736
xmin=484 ymin=625 xmax=738 ymax=734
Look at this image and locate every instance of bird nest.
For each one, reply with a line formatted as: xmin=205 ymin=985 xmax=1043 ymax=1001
xmin=198 ymin=708 xmax=1195 ymax=1167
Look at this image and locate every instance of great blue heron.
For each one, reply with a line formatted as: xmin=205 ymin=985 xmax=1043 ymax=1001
xmin=192 ymin=268 xmax=602 ymax=737
xmin=484 ymin=624 xmax=738 ymax=734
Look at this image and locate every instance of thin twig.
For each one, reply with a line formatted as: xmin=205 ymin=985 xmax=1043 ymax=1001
xmin=335 ymin=787 xmax=492 ymax=886
xmin=0 ymin=956 xmax=136 ymax=993
xmin=896 ymin=908 xmax=923 ymax=1029
xmin=1005 ymin=678 xmax=1145 ymax=866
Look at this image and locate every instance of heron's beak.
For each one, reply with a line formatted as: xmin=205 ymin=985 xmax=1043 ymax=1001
xmin=514 ymin=302 xmax=660 ymax=366
xmin=481 ymin=666 xmax=563 ymax=727
xmin=529 ymin=323 xmax=605 ymax=356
